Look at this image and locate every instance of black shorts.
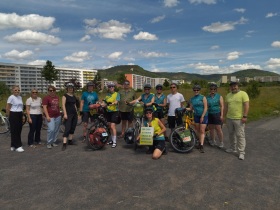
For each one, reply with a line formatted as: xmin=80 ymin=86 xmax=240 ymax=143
xmin=82 ymin=112 xmax=98 ymax=123
xmin=153 ymin=140 xmax=165 ymax=151
xmin=168 ymin=116 xmax=183 ymax=129
xmin=155 ymin=110 xmax=164 ymax=119
xmin=106 ymin=111 xmax=119 ymax=123
xmin=208 ymin=113 xmax=222 ymax=125
xmin=120 ymin=111 xmax=133 ymax=122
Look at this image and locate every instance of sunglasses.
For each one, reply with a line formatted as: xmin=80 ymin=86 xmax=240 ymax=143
xmin=156 ymin=88 xmax=162 ymax=90
xmin=146 ymin=112 xmax=153 ymax=114
xmin=170 ymin=86 xmax=176 ymax=89
xmin=108 ymin=86 xmax=114 ymax=88
xmin=210 ymin=88 xmax=216 ymax=90
xmin=32 ymin=92 xmax=38 ymax=93
xmin=14 ymin=89 xmax=20 ymax=92
xmin=144 ymin=88 xmax=150 ymax=90
xmin=193 ymin=89 xmax=200 ymax=92
xmin=49 ymin=90 xmax=55 ymax=92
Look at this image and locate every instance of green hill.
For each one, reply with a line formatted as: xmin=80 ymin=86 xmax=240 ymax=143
xmin=98 ymin=65 xmax=279 ymax=82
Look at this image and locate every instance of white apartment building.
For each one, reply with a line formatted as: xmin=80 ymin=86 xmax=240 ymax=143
xmin=0 ymin=62 xmax=97 ymax=94
xmin=125 ymin=73 xmax=169 ymax=89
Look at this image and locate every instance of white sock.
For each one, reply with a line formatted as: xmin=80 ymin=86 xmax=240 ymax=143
xmin=112 ymin=136 xmax=117 ymax=144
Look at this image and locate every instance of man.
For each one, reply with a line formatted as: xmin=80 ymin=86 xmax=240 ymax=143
xmin=118 ymin=80 xmax=136 ymax=138
xmin=167 ymin=83 xmax=185 ymax=136
xmin=42 ymin=86 xmax=61 ymax=149
xmin=224 ymin=81 xmax=249 ymax=160
xmin=80 ymin=82 xmax=99 ymax=141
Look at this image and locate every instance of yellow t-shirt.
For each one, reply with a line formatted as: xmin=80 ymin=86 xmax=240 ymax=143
xmin=226 ymin=90 xmax=249 ymax=119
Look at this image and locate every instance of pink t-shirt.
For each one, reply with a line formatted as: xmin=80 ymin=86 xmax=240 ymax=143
xmin=42 ymin=95 xmax=60 ymax=118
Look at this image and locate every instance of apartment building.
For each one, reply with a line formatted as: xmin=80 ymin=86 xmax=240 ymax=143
xmin=125 ymin=73 xmax=168 ymax=89
xmin=0 ymin=62 xmax=97 ymax=94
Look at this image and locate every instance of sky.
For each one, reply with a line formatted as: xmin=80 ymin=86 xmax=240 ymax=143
xmin=0 ymin=0 xmax=280 ymax=75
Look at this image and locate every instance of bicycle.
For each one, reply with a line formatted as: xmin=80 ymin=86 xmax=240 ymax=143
xmin=1 ymin=108 xmax=27 ymax=127
xmin=0 ymin=109 xmax=10 ymax=134
xmin=85 ymin=103 xmax=110 ymax=150
xmin=130 ymin=102 xmax=145 ymax=150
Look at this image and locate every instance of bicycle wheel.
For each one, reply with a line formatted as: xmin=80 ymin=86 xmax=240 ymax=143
xmin=0 ymin=117 xmax=10 ymax=134
xmin=169 ymin=126 xmax=196 ymax=153
xmin=86 ymin=123 xmax=108 ymax=150
xmin=22 ymin=114 xmax=27 ymax=125
xmin=133 ymin=120 xmax=140 ymax=150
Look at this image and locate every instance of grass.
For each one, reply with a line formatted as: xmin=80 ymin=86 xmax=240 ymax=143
xmin=1 ymin=86 xmax=280 ymax=123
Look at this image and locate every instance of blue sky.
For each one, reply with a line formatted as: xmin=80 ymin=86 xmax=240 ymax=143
xmin=0 ymin=0 xmax=279 ymax=75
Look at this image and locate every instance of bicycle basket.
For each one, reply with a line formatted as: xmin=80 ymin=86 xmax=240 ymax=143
xmin=133 ymin=103 xmax=144 ymax=118
xmin=177 ymin=129 xmax=192 ymax=143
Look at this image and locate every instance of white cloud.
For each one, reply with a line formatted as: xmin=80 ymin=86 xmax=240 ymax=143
xmin=188 ymin=63 xmax=220 ymax=74
xmin=123 ymin=57 xmax=135 ymax=61
xmin=50 ymin=27 xmax=60 ymax=33
xmin=227 ymin=51 xmax=242 ymax=60
xmin=138 ymin=51 xmax=167 ymax=58
xmin=80 ymin=35 xmax=91 ymax=42
xmin=265 ymin=58 xmax=280 ymax=70
xmin=176 ymin=9 xmax=184 ymax=13
xmin=85 ymin=19 xmax=132 ymax=40
xmin=167 ymin=39 xmax=177 ymax=43
xmin=210 ymin=45 xmax=219 ymax=50
xmin=265 ymin=13 xmax=278 ymax=18
xmin=188 ymin=0 xmax=217 ymax=5
xmin=108 ymin=51 xmax=123 ymax=60
xmin=202 ymin=17 xmax=248 ymax=33
xmin=27 ymin=60 xmax=46 ymax=65
xmin=4 ymin=30 xmax=61 ymax=45
xmin=133 ymin=31 xmax=158 ymax=41
xmin=271 ymin=41 xmax=280 ymax=48
xmin=64 ymin=51 xmax=90 ymax=62
xmin=163 ymin=0 xmax=179 ymax=7
xmin=0 ymin=13 xmax=55 ymax=30
xmin=234 ymin=8 xmax=246 ymax=13
xmin=2 ymin=49 xmax=33 ymax=60
xmin=150 ymin=15 xmax=166 ymax=23
xmin=228 ymin=63 xmax=261 ymax=71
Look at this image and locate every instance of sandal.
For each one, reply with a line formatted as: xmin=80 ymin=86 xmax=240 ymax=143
xmin=112 ymin=143 xmax=117 ymax=148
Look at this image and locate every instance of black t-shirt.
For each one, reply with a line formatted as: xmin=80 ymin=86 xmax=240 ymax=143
xmin=64 ymin=94 xmax=78 ymax=115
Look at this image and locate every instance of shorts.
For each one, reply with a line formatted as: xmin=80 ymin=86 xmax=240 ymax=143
xmin=120 ymin=111 xmax=133 ymax=122
xmin=194 ymin=115 xmax=208 ymax=124
xmin=155 ymin=110 xmax=164 ymax=119
xmin=208 ymin=113 xmax=222 ymax=125
xmin=82 ymin=112 xmax=98 ymax=123
xmin=106 ymin=111 xmax=119 ymax=123
xmin=148 ymin=140 xmax=165 ymax=151
xmin=168 ymin=116 xmax=183 ymax=129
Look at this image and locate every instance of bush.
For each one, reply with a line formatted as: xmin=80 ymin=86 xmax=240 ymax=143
xmin=246 ymin=81 xmax=260 ymax=99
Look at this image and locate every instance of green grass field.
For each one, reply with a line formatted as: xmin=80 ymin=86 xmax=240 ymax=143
xmin=1 ymin=86 xmax=280 ymax=122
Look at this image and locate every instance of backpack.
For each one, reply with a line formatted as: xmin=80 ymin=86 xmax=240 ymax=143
xmin=124 ymin=127 xmax=135 ymax=144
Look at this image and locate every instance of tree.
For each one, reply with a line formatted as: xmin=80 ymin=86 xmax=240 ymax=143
xmin=246 ymin=81 xmax=260 ymax=99
xmin=93 ymin=71 xmax=102 ymax=91
xmin=41 ymin=60 xmax=58 ymax=85
xmin=117 ymin=73 xmax=127 ymax=85
xmin=191 ymin=79 xmax=208 ymax=88
xmin=163 ymin=79 xmax=170 ymax=87
xmin=0 ymin=82 xmax=10 ymax=97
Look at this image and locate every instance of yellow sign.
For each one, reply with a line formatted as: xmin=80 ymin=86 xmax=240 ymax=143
xmin=139 ymin=127 xmax=154 ymax=145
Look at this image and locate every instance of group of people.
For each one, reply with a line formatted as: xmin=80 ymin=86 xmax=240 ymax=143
xmin=5 ymin=80 xmax=249 ymax=160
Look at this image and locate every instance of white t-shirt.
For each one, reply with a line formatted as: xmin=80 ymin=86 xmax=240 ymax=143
xmin=167 ymin=92 xmax=185 ymax=116
xmin=26 ymin=97 xmax=42 ymax=115
xmin=7 ymin=95 xmax=23 ymax=112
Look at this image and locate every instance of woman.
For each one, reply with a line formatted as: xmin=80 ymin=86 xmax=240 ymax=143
xmin=154 ymin=84 xmax=167 ymax=139
xmin=140 ymin=107 xmax=167 ymax=159
xmin=206 ymin=83 xmax=224 ymax=148
xmin=104 ymin=82 xmax=120 ymax=148
xmin=128 ymin=84 xmax=155 ymax=110
xmin=61 ymin=83 xmax=79 ymax=151
xmin=6 ymin=85 xmax=24 ymax=152
xmin=189 ymin=84 xmax=208 ymax=153
xmin=26 ymin=88 xmax=43 ymax=148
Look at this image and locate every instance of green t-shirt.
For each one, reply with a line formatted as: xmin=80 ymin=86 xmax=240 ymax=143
xmin=226 ymin=90 xmax=249 ymax=119
xmin=118 ymin=89 xmax=136 ymax=112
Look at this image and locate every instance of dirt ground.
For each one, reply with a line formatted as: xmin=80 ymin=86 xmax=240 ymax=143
xmin=0 ymin=117 xmax=279 ymax=210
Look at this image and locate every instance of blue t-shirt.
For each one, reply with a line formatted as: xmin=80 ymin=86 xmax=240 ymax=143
xmin=81 ymin=91 xmax=99 ymax=112
xmin=190 ymin=94 xmax=208 ymax=117
xmin=206 ymin=93 xmax=221 ymax=114
xmin=154 ymin=94 xmax=166 ymax=111
xmin=141 ymin=93 xmax=156 ymax=111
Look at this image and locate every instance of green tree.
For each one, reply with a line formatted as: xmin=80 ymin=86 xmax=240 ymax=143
xmin=163 ymin=79 xmax=170 ymax=87
xmin=246 ymin=81 xmax=261 ymax=99
xmin=93 ymin=71 xmax=102 ymax=91
xmin=41 ymin=60 xmax=58 ymax=85
xmin=0 ymin=82 xmax=10 ymax=97
xmin=116 ymin=73 xmax=127 ymax=85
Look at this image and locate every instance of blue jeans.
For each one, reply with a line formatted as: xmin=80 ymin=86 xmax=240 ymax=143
xmin=47 ymin=116 xmax=61 ymax=145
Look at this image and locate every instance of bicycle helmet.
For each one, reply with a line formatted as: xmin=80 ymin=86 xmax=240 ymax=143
xmin=107 ymin=82 xmax=116 ymax=87
xmin=65 ymin=82 xmax=75 ymax=88
xmin=144 ymin=107 xmax=153 ymax=114
xmin=87 ymin=81 xmax=94 ymax=87
xmin=155 ymin=84 xmax=163 ymax=89
xmin=209 ymin=83 xmax=217 ymax=88
xmin=192 ymin=84 xmax=201 ymax=90
xmin=143 ymin=84 xmax=151 ymax=89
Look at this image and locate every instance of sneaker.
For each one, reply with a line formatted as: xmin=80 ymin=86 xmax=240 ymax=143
xmin=199 ymin=145 xmax=205 ymax=153
xmin=112 ymin=143 xmax=117 ymax=148
xmin=218 ymin=142 xmax=224 ymax=148
xmin=29 ymin=145 xmax=36 ymax=148
xmin=52 ymin=143 xmax=58 ymax=147
xmin=11 ymin=147 xmax=15 ymax=151
xmin=68 ymin=140 xmax=75 ymax=145
xmin=239 ymin=154 xmax=245 ymax=160
xmin=208 ymin=140 xmax=216 ymax=146
xmin=107 ymin=140 xmax=113 ymax=145
xmin=15 ymin=147 xmax=24 ymax=152
xmin=225 ymin=148 xmax=237 ymax=153
xmin=47 ymin=144 xmax=52 ymax=149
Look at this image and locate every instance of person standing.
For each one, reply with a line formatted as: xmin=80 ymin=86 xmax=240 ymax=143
xmin=206 ymin=83 xmax=224 ymax=148
xmin=6 ymin=85 xmax=24 ymax=152
xmin=118 ymin=80 xmax=136 ymax=138
xmin=61 ymin=83 xmax=79 ymax=151
xmin=129 ymin=84 xmax=155 ymax=110
xmin=80 ymin=82 xmax=99 ymax=142
xmin=166 ymin=83 xmax=185 ymax=135
xmin=154 ymin=84 xmax=167 ymax=138
xmin=189 ymin=84 xmax=208 ymax=153
xmin=42 ymin=86 xmax=61 ymax=149
xmin=104 ymin=82 xmax=120 ymax=148
xmin=224 ymin=81 xmax=249 ymax=160
xmin=26 ymin=88 xmax=43 ymax=148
